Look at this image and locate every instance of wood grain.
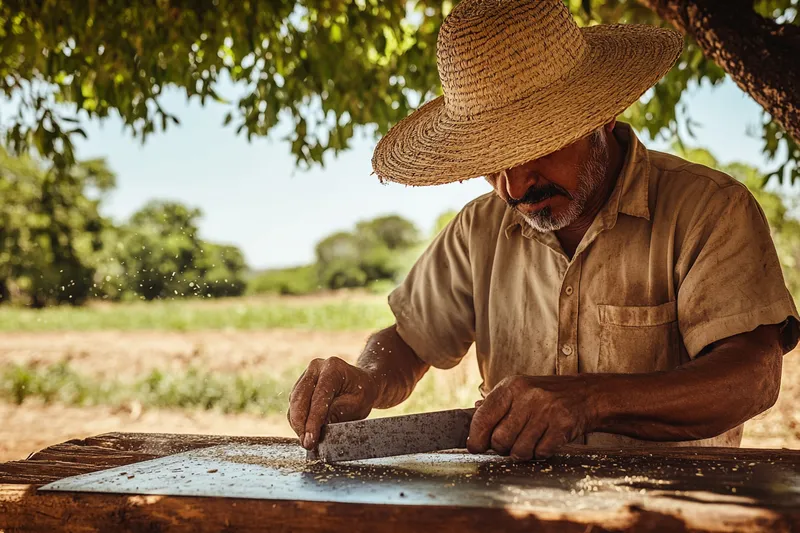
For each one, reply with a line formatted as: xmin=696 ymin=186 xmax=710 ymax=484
xmin=3 ymin=483 xmax=795 ymax=533
xmin=0 ymin=433 xmax=798 ymax=532
xmin=0 ymin=433 xmax=295 ymax=485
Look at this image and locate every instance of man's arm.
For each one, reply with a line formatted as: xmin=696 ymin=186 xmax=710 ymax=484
xmin=467 ymin=324 xmax=783 ymax=460
xmin=590 ymin=323 xmax=782 ymax=441
xmin=287 ymin=324 xmax=430 ymax=450
xmin=357 ymin=324 xmax=431 ymax=408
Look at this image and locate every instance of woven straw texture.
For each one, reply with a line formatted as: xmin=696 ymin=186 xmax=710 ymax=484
xmin=371 ymin=0 xmax=683 ymax=186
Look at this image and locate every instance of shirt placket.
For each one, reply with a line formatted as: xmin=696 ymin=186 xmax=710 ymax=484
xmin=556 ymin=256 xmax=581 ymax=375
xmin=519 ymin=207 xmax=617 ymax=377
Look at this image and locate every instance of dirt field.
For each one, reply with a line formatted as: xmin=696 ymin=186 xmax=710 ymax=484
xmin=0 ymin=330 xmax=375 ymax=378
xmin=1 ymin=330 xmax=798 ymax=462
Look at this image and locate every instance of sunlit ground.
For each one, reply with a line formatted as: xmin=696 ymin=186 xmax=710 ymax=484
xmin=1 ymin=293 xmax=797 ymax=461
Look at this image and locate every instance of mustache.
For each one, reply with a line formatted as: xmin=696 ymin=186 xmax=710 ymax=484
xmin=506 ymin=183 xmax=573 ymax=207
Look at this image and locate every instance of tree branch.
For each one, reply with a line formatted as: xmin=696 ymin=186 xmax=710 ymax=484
xmin=637 ymin=0 xmax=800 ymax=145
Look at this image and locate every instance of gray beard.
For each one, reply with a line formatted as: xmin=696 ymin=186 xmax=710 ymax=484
xmin=521 ymin=130 xmax=609 ymax=233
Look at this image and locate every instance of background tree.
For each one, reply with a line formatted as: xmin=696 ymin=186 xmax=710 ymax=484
xmin=198 ymin=244 xmax=249 ymax=298
xmin=94 ymin=201 xmax=248 ymax=301
xmin=355 ymin=215 xmax=421 ymax=251
xmin=354 ymin=215 xmax=420 ymax=282
xmin=248 ymin=214 xmax=423 ymax=293
xmin=1 ymin=1 xmax=797 ymax=182
xmin=433 ymin=210 xmax=459 ymax=237
xmin=0 ymin=148 xmax=113 ymax=306
xmin=315 ymin=231 xmax=366 ymax=289
xmin=246 ymin=264 xmax=320 ymax=296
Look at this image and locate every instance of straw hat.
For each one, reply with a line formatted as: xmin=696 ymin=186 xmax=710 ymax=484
xmin=371 ymin=0 xmax=683 ymax=186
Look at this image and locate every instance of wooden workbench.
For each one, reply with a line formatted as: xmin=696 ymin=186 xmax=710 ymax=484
xmin=0 ymin=433 xmax=798 ymax=532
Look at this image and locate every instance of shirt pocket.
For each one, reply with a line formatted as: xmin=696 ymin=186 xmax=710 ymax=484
xmin=597 ymin=301 xmax=680 ymax=373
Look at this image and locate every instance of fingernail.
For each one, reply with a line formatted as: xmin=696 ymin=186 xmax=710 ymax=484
xmin=303 ymin=432 xmax=313 ymax=449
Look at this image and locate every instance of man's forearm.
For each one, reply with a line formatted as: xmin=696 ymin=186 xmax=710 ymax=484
xmin=587 ymin=324 xmax=783 ymax=441
xmin=356 ymin=324 xmax=431 ymax=409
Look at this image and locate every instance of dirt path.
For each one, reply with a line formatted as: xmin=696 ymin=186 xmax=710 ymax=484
xmin=0 ymin=330 xmax=374 ymax=378
xmin=0 ymin=401 xmax=296 ymax=462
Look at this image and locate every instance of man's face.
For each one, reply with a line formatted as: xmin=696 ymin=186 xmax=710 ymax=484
xmin=486 ymin=127 xmax=610 ymax=232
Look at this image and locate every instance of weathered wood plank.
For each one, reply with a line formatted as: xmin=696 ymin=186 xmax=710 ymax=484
xmin=1 ymin=433 xmax=799 ymax=532
xmin=30 ymin=433 xmax=296 ymax=459
xmin=24 ymin=431 xmax=800 ymax=466
xmin=0 ymin=434 xmax=297 ymax=485
xmin=75 ymin=432 xmax=800 ymax=462
xmin=2 ymin=431 xmax=799 ymax=486
xmin=0 ymin=484 xmax=795 ymax=533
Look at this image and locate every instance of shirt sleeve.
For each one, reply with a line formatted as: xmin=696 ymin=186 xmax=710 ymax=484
xmin=388 ymin=210 xmax=476 ymax=369
xmin=676 ymin=183 xmax=800 ymax=358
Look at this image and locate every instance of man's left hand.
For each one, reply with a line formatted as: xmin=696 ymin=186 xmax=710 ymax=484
xmin=466 ymin=375 xmax=595 ymax=461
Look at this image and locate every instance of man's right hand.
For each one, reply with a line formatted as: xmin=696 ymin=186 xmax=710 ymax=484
xmin=287 ymin=356 xmax=379 ymax=450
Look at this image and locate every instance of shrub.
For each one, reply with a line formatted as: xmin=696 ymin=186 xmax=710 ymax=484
xmin=366 ymin=279 xmax=397 ymax=295
xmin=247 ymin=265 xmax=320 ymax=296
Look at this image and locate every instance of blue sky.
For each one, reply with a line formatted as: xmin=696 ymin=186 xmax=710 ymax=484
xmin=67 ymin=77 xmax=770 ymax=269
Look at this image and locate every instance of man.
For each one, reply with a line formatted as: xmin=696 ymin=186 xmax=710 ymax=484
xmin=288 ymin=0 xmax=799 ymax=460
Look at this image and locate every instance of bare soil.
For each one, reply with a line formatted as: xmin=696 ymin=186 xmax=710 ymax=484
xmin=0 ymin=330 xmax=375 ymax=378
xmin=0 ymin=402 xmax=294 ymax=462
xmin=0 ymin=331 xmax=797 ymax=462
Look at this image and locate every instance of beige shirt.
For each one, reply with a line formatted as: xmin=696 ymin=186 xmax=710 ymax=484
xmin=389 ymin=123 xmax=799 ymax=448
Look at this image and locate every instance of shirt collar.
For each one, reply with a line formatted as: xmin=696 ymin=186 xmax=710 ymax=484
xmin=614 ymin=122 xmax=651 ymax=221
xmin=503 ymin=122 xmax=651 ymax=239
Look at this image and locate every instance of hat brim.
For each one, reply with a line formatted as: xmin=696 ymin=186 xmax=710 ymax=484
xmin=371 ymin=24 xmax=683 ymax=186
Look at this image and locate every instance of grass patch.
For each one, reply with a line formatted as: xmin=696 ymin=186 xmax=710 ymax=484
xmin=135 ymin=367 xmax=293 ymax=414
xmin=0 ymin=361 xmax=482 ymax=417
xmin=247 ymin=265 xmax=320 ymax=296
xmin=0 ymin=297 xmax=394 ymax=332
xmin=0 ymin=363 xmax=298 ymax=416
xmin=1 ymin=362 xmax=117 ymax=406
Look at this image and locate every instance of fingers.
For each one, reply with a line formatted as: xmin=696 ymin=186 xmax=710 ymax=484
xmin=467 ymin=388 xmax=512 ymax=454
xmin=303 ymin=368 xmax=344 ymax=449
xmin=489 ymin=409 xmax=529 ymax=456
xmin=535 ymin=427 xmax=569 ymax=459
xmin=287 ymin=364 xmax=320 ymax=439
xmin=509 ymin=419 xmax=548 ymax=462
xmin=465 ymin=375 xmax=579 ymax=460
xmin=288 ymin=357 xmax=376 ymax=449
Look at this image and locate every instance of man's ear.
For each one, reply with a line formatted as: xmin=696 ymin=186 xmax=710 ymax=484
xmin=604 ymin=119 xmax=616 ymax=133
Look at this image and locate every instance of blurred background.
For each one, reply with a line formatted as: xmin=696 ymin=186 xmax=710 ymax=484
xmin=0 ymin=0 xmax=799 ymax=460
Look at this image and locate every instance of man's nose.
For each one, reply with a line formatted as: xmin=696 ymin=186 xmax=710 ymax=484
xmin=502 ymin=166 xmax=539 ymax=201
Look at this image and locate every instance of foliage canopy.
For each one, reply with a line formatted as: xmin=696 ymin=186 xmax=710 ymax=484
xmin=1 ymin=0 xmax=798 ymax=182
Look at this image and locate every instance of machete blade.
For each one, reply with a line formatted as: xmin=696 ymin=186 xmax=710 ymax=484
xmin=307 ymin=408 xmax=476 ymax=462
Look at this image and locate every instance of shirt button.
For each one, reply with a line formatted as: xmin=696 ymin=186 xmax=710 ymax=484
xmin=561 ymin=345 xmax=573 ymax=356
xmin=565 ymin=286 xmax=574 ymax=296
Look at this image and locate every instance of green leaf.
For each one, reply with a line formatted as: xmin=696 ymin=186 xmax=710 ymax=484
xmin=0 ymin=0 xmax=795 ymax=177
